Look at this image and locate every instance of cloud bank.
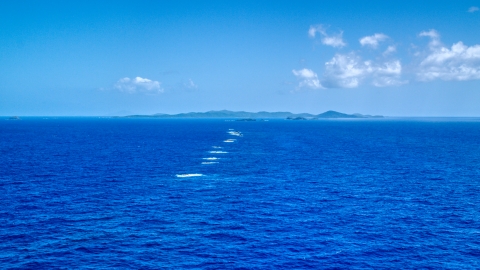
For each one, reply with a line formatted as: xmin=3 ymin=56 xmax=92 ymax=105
xmin=114 ymin=77 xmax=163 ymax=94
xmin=295 ymin=26 xmax=480 ymax=89
xmin=417 ymin=34 xmax=480 ymax=81
xmin=323 ymin=54 xmax=403 ymax=88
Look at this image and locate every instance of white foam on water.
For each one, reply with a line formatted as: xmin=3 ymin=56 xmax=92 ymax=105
xmin=201 ymin=162 xmax=219 ymax=164
xmin=224 ymin=139 xmax=236 ymax=142
xmin=212 ymin=146 xmax=223 ymax=149
xmin=227 ymin=131 xmax=243 ymax=136
xmin=203 ymin=157 xmax=219 ymax=160
xmin=209 ymin=151 xmax=228 ymax=153
xmin=176 ymin=174 xmax=203 ymax=178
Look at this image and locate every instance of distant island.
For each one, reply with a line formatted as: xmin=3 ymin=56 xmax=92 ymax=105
xmin=122 ymin=110 xmax=383 ymax=119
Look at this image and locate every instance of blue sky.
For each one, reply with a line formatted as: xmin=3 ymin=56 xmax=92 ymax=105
xmin=1 ymin=0 xmax=480 ymax=116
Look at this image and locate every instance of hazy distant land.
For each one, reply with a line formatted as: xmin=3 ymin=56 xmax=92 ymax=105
xmin=122 ymin=110 xmax=383 ymax=119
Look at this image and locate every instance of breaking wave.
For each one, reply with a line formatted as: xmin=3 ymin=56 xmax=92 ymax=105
xmin=176 ymin=174 xmax=203 ymax=178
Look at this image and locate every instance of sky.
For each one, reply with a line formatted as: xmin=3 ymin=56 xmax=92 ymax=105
xmin=1 ymin=0 xmax=480 ymax=116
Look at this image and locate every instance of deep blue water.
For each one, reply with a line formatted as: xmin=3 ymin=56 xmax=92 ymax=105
xmin=1 ymin=117 xmax=480 ymax=269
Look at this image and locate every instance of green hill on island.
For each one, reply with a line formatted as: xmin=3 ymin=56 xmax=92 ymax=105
xmin=123 ymin=110 xmax=383 ymax=119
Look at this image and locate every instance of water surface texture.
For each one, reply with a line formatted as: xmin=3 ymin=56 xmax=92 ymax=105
xmin=1 ymin=118 xmax=480 ymax=269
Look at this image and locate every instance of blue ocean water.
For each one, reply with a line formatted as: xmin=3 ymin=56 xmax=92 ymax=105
xmin=1 ymin=117 xmax=480 ymax=269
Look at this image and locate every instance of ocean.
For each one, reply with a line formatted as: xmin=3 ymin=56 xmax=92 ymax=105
xmin=1 ymin=117 xmax=479 ymax=269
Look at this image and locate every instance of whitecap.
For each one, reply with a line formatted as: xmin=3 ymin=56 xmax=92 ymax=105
xmin=212 ymin=146 xmax=223 ymax=149
xmin=209 ymin=151 xmax=228 ymax=153
xmin=224 ymin=139 xmax=236 ymax=143
xmin=227 ymin=131 xmax=243 ymax=136
xmin=203 ymin=157 xmax=219 ymax=160
xmin=176 ymin=174 xmax=203 ymax=178
xmin=201 ymin=162 xmax=218 ymax=164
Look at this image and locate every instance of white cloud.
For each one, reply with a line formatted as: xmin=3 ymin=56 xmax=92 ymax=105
xmin=359 ymin=33 xmax=388 ymax=48
xmin=323 ymin=53 xmax=404 ymax=88
xmin=184 ymin=78 xmax=198 ymax=89
xmin=323 ymin=54 xmax=365 ymax=88
xmin=304 ymin=26 xmax=404 ymax=87
xmin=292 ymin=68 xmax=323 ymax=89
xmin=371 ymin=60 xmax=405 ymax=87
xmin=308 ymin=25 xmax=346 ymax=48
xmin=417 ymin=30 xmax=480 ymax=81
xmin=383 ymin=45 xmax=397 ymax=56
xmin=297 ymin=25 xmax=480 ymax=89
xmin=307 ymin=26 xmax=318 ymax=38
xmin=419 ymin=29 xmax=439 ymax=39
xmin=468 ymin=6 xmax=479 ymax=12
xmin=419 ymin=29 xmax=441 ymax=48
xmin=114 ymin=77 xmax=163 ymax=94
